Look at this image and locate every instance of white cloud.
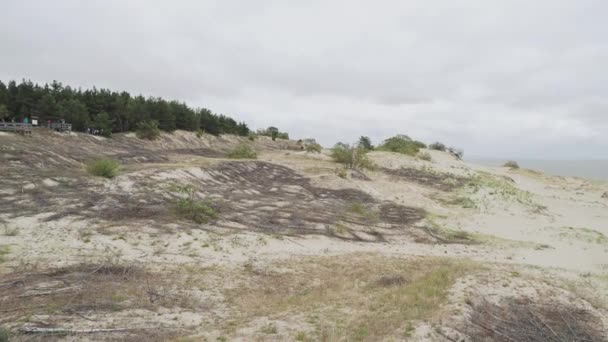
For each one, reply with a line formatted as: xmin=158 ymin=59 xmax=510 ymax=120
xmin=1 ymin=0 xmax=607 ymax=158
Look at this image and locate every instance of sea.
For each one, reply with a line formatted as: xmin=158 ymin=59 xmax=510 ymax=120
xmin=468 ymin=159 xmax=608 ymax=181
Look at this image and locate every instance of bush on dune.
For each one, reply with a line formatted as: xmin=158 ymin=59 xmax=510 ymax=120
xmin=136 ymin=120 xmax=161 ymax=140
xmin=429 ymin=142 xmax=446 ymax=151
xmin=227 ymin=144 xmax=257 ymax=159
xmin=86 ymin=158 xmax=119 ymax=178
xmin=331 ymin=143 xmax=373 ymax=169
xmin=377 ymin=135 xmax=423 ymax=156
xmin=503 ymin=160 xmax=520 ymax=169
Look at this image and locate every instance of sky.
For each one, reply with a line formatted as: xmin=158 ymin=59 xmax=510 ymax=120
xmin=1 ymin=0 xmax=607 ymax=159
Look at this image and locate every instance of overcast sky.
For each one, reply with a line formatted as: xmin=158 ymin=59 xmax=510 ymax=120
xmin=1 ymin=1 xmax=607 ymax=159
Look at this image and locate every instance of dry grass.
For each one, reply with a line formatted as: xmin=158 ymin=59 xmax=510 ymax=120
xmin=224 ymin=254 xmax=474 ymax=341
xmin=466 ymin=298 xmax=607 ymax=341
xmin=0 ymin=263 xmax=201 ymax=340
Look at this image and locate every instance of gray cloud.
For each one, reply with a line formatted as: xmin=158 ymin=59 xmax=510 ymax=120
xmin=1 ymin=0 xmax=607 ymax=158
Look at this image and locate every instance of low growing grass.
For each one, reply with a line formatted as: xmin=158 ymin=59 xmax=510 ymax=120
xmin=86 ymin=158 xmax=119 ymax=178
xmin=226 ymin=144 xmax=257 ymax=159
xmin=558 ymin=226 xmax=607 ymax=245
xmin=225 ymin=255 xmax=474 ymax=341
xmin=0 ymin=245 xmax=10 ymax=263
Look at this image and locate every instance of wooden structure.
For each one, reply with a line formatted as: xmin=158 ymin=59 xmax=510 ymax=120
xmin=0 ymin=122 xmax=32 ymax=134
xmin=48 ymin=122 xmax=72 ymax=132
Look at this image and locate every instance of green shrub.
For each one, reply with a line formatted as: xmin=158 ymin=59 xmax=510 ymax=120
xmin=172 ymin=185 xmax=218 ymax=224
xmin=377 ymin=135 xmax=421 ymax=156
xmin=305 ymin=143 xmax=322 ymax=153
xmin=0 ymin=327 xmax=9 ymax=342
xmin=86 ymin=158 xmax=119 ymax=178
xmin=227 ymin=144 xmax=257 ymax=159
xmin=136 ymin=120 xmax=161 ymax=140
xmin=417 ymin=151 xmax=432 ymax=161
xmin=413 ymin=140 xmax=427 ymax=149
xmin=196 ymin=129 xmax=204 ymax=138
xmin=331 ymin=143 xmax=373 ymax=169
xmin=429 ymin=142 xmax=446 ymax=151
xmin=503 ymin=160 xmax=520 ymax=169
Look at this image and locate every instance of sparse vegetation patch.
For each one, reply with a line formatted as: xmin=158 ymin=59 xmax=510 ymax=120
xmin=225 ymin=255 xmax=473 ymax=341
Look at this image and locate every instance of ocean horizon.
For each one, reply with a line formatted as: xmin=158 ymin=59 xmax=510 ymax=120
xmin=468 ymin=158 xmax=608 ymax=181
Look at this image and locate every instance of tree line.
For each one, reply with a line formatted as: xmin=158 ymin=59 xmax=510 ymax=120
xmin=0 ymin=79 xmax=250 ymax=137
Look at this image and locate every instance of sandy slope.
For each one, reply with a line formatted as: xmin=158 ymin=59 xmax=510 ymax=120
xmin=1 ymin=129 xmax=607 ymax=341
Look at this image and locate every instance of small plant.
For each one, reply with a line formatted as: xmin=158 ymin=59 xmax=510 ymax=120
xmin=86 ymin=158 xmax=119 ymax=178
xmin=0 ymin=246 xmax=9 ymax=263
xmin=172 ymin=185 xmax=218 ymax=224
xmin=429 ymin=142 xmax=446 ymax=151
xmin=226 ymin=144 xmax=257 ymax=159
xmin=331 ymin=143 xmax=373 ymax=169
xmin=196 ymin=129 xmax=204 ymax=138
xmin=248 ymin=133 xmax=257 ymax=141
xmin=337 ymin=169 xmax=348 ymax=179
xmin=295 ymin=331 xmax=308 ymax=341
xmin=417 ymin=151 xmax=432 ymax=161
xmin=503 ymin=160 xmax=520 ymax=169
xmin=135 ymin=120 xmax=161 ymax=140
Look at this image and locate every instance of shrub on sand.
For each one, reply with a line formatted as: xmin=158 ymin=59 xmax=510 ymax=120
xmin=86 ymin=158 xmax=119 ymax=178
xmin=503 ymin=160 xmax=520 ymax=169
xmin=135 ymin=120 xmax=161 ymax=140
xmin=227 ymin=144 xmax=257 ymax=159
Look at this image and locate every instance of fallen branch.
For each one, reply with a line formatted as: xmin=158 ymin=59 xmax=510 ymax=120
xmin=18 ymin=285 xmax=81 ymax=298
xmin=19 ymin=326 xmax=147 ymax=334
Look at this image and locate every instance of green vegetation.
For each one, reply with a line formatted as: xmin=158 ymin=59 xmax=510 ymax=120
xmin=377 ymin=135 xmax=424 ymax=156
xmin=0 ymin=104 xmax=9 ymax=121
xmin=347 ymin=202 xmax=379 ymax=222
xmin=226 ymin=144 xmax=257 ymax=159
xmin=0 ymin=79 xmax=250 ymax=136
xmin=257 ymin=126 xmax=289 ymax=141
xmin=196 ymin=128 xmax=204 ymax=138
xmin=86 ymin=158 xmax=119 ymax=178
xmin=226 ymin=255 xmax=473 ymax=341
xmin=443 ymin=196 xmax=476 ymax=209
xmin=0 ymin=246 xmax=9 ymax=263
xmin=172 ymin=185 xmax=218 ymax=224
xmin=429 ymin=142 xmax=446 ymax=151
xmin=503 ymin=160 xmax=520 ymax=169
xmin=358 ymin=136 xmax=374 ymax=150
xmin=135 ymin=119 xmax=161 ymax=140
xmin=0 ymin=327 xmax=9 ymax=342
xmin=558 ymin=227 xmax=607 ymax=245
xmin=260 ymin=323 xmax=278 ymax=334
xmin=331 ymin=143 xmax=373 ymax=169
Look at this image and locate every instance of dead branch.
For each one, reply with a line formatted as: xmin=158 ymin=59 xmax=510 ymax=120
xmin=19 ymin=326 xmax=148 ymax=334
